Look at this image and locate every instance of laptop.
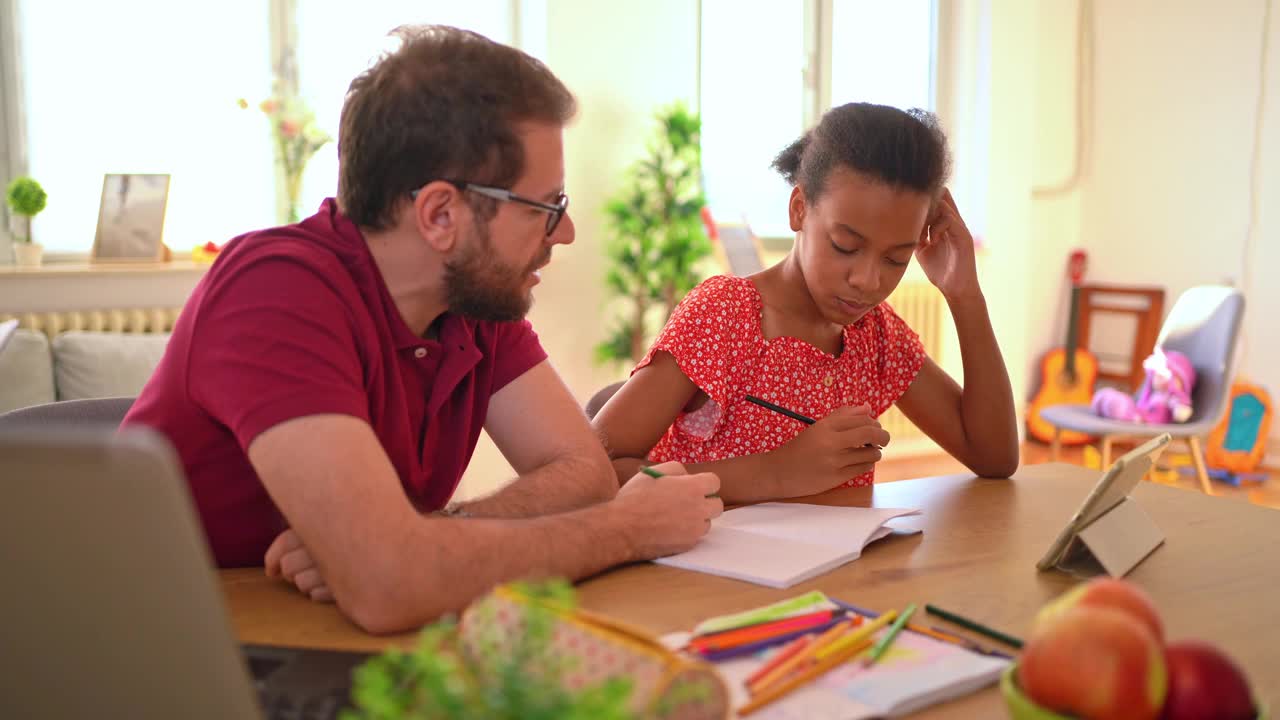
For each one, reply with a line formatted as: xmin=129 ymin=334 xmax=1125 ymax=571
xmin=0 ymin=425 xmax=370 ymax=719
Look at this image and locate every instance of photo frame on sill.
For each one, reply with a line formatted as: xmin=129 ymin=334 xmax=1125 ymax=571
xmin=91 ymin=173 xmax=170 ymax=263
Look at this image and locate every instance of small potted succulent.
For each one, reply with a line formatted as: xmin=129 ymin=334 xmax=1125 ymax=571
xmin=6 ymin=176 xmax=48 ymax=267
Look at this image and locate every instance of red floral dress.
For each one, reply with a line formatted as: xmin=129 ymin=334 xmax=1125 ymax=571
xmin=636 ymin=275 xmax=926 ymax=487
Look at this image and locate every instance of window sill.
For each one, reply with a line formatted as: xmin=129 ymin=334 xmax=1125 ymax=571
xmin=0 ymin=260 xmax=210 ymax=277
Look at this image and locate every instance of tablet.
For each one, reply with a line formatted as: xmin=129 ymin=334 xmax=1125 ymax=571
xmin=1036 ymin=433 xmax=1172 ymax=572
xmin=0 ymin=319 xmax=18 ymax=356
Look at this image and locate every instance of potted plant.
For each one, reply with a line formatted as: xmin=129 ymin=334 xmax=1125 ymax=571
xmin=6 ymin=176 xmax=48 ymax=267
xmin=595 ymin=103 xmax=712 ymax=367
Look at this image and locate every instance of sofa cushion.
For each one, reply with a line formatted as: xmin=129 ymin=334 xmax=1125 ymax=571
xmin=51 ymin=331 xmax=170 ymax=401
xmin=0 ymin=329 xmax=57 ymax=413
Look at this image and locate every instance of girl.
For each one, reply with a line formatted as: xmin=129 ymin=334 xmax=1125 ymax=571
xmin=592 ymin=103 xmax=1019 ymax=504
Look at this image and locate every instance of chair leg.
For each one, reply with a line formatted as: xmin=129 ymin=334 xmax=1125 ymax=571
xmin=1187 ymin=436 xmax=1215 ymax=496
xmin=1050 ymin=427 xmax=1062 ymax=461
xmin=1101 ymin=435 xmax=1113 ymax=469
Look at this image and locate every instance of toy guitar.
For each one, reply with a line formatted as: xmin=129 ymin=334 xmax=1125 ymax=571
xmin=1027 ymin=250 xmax=1099 ymax=445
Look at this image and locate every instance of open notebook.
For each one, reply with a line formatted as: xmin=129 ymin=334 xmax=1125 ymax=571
xmin=655 ymin=503 xmax=921 ymax=588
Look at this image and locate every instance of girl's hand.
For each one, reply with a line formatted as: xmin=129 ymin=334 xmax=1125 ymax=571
xmin=762 ymin=405 xmax=890 ymax=497
xmin=916 ymin=188 xmax=982 ymax=301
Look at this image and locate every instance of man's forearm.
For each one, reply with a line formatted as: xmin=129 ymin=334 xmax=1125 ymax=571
xmin=458 ymin=452 xmax=616 ymax=518
xmin=948 ymin=291 xmax=1019 ymax=476
xmin=345 ymin=503 xmax=637 ymax=633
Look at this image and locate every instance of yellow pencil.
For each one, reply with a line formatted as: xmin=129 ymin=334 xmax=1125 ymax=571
xmin=747 ymin=618 xmax=854 ymax=693
xmin=739 ymin=633 xmax=876 ymax=716
xmin=816 ymin=609 xmax=898 ymax=660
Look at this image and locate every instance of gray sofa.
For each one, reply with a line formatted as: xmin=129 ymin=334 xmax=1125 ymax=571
xmin=0 ymin=329 xmax=168 ymax=414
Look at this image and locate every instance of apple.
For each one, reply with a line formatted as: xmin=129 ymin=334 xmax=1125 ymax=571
xmin=1160 ymin=640 xmax=1256 ymax=720
xmin=1019 ymin=605 xmax=1166 ymax=720
xmin=1036 ymin=577 xmax=1164 ymax=642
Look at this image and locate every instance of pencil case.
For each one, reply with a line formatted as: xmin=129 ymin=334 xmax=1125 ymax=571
xmin=459 ymin=584 xmax=730 ymax=720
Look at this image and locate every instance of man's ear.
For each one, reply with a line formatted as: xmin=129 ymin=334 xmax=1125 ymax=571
xmin=787 ymin=185 xmax=806 ymax=232
xmin=412 ymin=182 xmax=464 ymax=252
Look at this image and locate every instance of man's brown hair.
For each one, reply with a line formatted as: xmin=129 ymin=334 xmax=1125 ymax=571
xmin=338 ymin=25 xmax=577 ymax=230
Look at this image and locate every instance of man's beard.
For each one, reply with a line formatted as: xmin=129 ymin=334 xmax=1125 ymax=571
xmin=443 ymin=225 xmax=548 ymax=322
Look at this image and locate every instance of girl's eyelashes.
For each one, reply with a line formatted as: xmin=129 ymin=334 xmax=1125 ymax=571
xmin=830 ymin=240 xmax=857 ymax=255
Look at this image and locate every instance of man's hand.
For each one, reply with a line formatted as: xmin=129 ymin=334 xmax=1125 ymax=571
xmin=612 ymin=461 xmax=723 ymax=559
xmin=762 ymin=405 xmax=890 ymax=497
xmin=265 ymin=528 xmax=332 ymax=603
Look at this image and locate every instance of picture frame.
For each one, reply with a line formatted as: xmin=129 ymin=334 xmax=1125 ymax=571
xmin=91 ymin=173 xmax=170 ymax=263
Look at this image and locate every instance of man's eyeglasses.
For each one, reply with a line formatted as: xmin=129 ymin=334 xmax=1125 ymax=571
xmin=412 ymin=180 xmax=569 ymax=237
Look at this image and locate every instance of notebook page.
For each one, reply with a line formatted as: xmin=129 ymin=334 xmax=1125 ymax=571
xmin=716 ymin=503 xmax=921 ymax=551
xmin=654 ymin=527 xmax=856 ymax=588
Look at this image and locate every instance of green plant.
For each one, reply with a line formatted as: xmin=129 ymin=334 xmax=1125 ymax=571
xmin=5 ymin=176 xmax=47 ymax=244
xmin=596 ymin=103 xmax=712 ymax=367
xmin=239 ymin=94 xmax=332 ymax=223
xmin=339 ymin=580 xmax=635 ymax=720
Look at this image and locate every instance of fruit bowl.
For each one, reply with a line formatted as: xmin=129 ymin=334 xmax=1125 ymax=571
xmin=1001 ymin=665 xmax=1270 ymax=720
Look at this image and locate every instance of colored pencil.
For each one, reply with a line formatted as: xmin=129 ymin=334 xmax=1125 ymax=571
xmin=639 ymin=465 xmax=719 ymax=498
xmin=694 ymin=615 xmax=849 ymax=662
xmin=816 ymin=609 xmax=898 ymax=660
xmin=690 ymin=609 xmax=843 ymax=652
xmin=744 ymin=395 xmax=816 ymax=425
xmin=744 ymin=636 xmax=812 ymax=687
xmin=739 ymin=634 xmax=877 ymax=716
xmin=747 ymin=618 xmax=854 ymax=693
xmin=863 ymin=603 xmax=916 ymax=666
xmin=925 ymin=604 xmax=1024 ymax=649
xmin=828 ymin=596 xmax=1014 ymax=659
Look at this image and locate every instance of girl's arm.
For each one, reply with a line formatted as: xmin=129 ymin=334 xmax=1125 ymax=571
xmin=592 ymin=351 xmax=888 ymax=503
xmin=897 ymin=189 xmax=1019 ymax=477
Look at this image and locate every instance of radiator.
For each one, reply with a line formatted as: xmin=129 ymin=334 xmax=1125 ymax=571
xmin=880 ymin=282 xmax=945 ymax=443
xmin=0 ymin=308 xmax=183 ymax=341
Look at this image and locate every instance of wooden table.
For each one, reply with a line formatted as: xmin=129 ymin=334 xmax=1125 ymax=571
xmin=222 ymin=464 xmax=1280 ymax=717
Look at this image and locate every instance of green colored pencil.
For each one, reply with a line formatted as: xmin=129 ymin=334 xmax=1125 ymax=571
xmin=864 ymin=603 xmax=916 ymax=665
xmin=639 ymin=465 xmax=719 ymax=498
xmin=925 ymin=604 xmax=1024 ymax=649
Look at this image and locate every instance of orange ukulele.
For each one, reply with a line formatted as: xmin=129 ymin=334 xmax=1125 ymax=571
xmin=1027 ymin=250 xmax=1098 ymax=445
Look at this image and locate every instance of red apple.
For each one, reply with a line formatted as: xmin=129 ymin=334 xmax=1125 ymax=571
xmin=1019 ymin=605 xmax=1166 ymax=720
xmin=1036 ymin=577 xmax=1164 ymax=642
xmin=1160 ymin=641 xmax=1256 ymax=720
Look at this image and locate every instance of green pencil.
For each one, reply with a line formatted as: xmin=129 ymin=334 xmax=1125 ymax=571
xmin=864 ymin=603 xmax=916 ymax=665
xmin=640 ymin=465 xmax=719 ymax=498
xmin=925 ymin=604 xmax=1024 ymax=649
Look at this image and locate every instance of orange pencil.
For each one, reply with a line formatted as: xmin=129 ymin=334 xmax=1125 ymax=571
xmin=747 ymin=617 xmax=856 ymax=693
xmin=744 ymin=635 xmax=812 ymax=687
xmin=739 ymin=634 xmax=876 ymax=716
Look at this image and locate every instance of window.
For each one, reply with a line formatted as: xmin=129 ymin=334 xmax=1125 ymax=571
xmin=699 ymin=0 xmax=937 ymax=239
xmin=17 ymin=0 xmax=275 ymax=253
xmin=294 ymin=1 xmax=514 ymax=215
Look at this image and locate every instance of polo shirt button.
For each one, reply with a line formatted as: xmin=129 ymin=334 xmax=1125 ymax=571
xmin=414 ymin=348 xmax=428 ymax=359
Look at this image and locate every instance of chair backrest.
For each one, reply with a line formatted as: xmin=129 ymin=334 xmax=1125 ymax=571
xmin=1155 ymin=286 xmax=1245 ymax=428
xmin=0 ymin=396 xmax=135 ymax=432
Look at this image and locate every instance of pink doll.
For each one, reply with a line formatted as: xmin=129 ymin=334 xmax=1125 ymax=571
xmin=1091 ymin=348 xmax=1196 ymax=424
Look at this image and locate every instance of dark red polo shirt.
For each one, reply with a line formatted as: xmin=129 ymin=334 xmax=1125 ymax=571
xmin=123 ymin=199 xmax=547 ymax=567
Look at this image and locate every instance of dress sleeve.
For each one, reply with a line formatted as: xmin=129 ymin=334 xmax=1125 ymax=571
xmin=633 ymin=275 xmax=747 ymax=438
xmin=869 ymin=302 xmax=927 ymax=415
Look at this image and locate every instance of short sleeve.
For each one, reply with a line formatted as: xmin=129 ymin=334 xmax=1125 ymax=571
xmin=870 ymin=302 xmax=927 ymax=414
xmin=486 ymin=319 xmax=549 ymax=393
xmin=636 ymin=276 xmax=747 ymax=403
xmin=187 ymin=257 xmax=371 ymax=450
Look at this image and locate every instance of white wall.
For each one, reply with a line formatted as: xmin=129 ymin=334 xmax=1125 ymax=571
xmin=1072 ymin=0 xmax=1280 ymax=455
xmin=456 ymin=0 xmax=701 ymax=497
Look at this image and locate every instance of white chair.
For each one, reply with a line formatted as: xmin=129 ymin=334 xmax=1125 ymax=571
xmin=1040 ymin=286 xmax=1245 ymax=495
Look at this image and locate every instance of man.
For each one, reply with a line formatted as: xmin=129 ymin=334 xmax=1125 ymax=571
xmin=123 ymin=25 xmax=721 ymax=634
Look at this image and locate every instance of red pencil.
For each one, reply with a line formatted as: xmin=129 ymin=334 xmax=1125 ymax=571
xmin=690 ymin=609 xmax=841 ymax=652
xmin=744 ymin=635 xmax=813 ymax=687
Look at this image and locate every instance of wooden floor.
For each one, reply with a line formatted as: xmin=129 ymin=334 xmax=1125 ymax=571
xmin=878 ymin=441 xmax=1280 ymax=510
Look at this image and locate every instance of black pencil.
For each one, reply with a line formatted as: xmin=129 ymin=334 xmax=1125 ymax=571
xmin=744 ymin=395 xmax=816 ymax=425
